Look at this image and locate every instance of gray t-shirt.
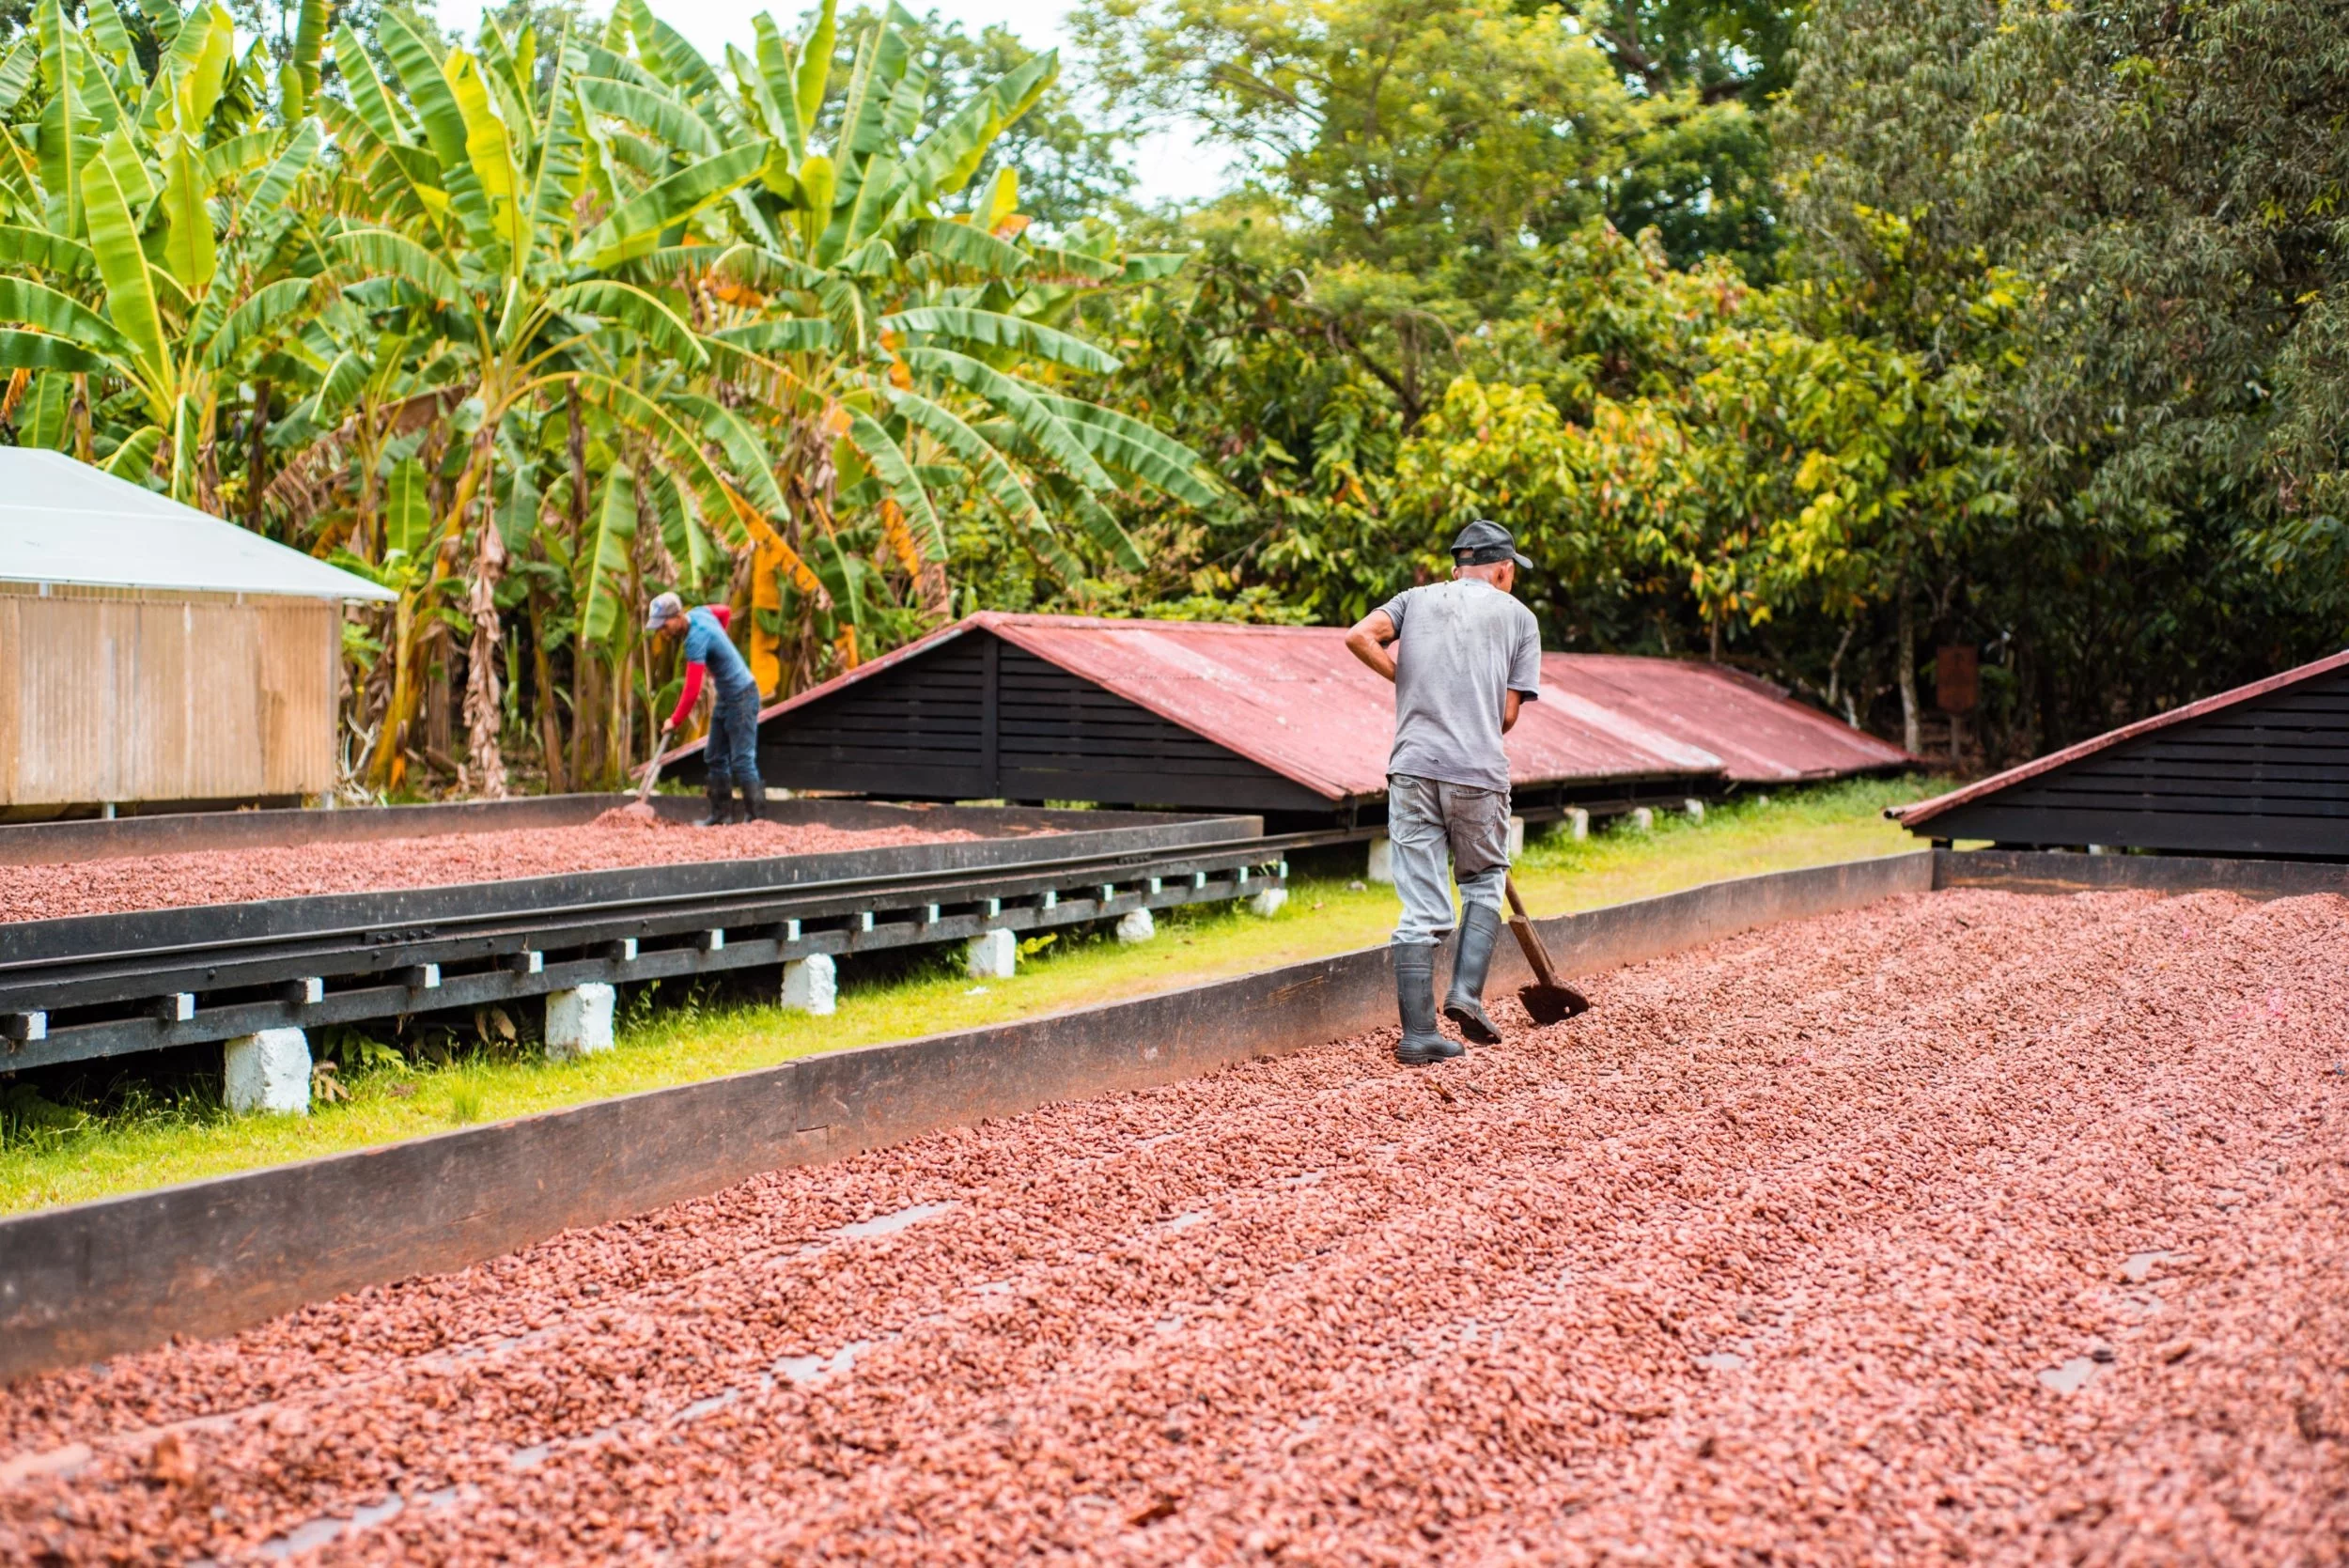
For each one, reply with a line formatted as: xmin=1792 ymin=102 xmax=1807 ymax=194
xmin=1378 ymin=579 xmax=1543 ymax=792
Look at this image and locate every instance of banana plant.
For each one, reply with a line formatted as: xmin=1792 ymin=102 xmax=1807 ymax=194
xmin=0 ymin=1 xmax=328 ymax=505
xmin=322 ymin=9 xmax=775 ymax=792
xmin=589 ymin=0 xmax=1219 ymax=691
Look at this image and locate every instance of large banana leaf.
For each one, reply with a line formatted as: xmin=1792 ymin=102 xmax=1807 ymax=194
xmin=0 ymin=328 xmax=110 ymax=372
xmin=0 ymin=225 xmax=94 ymax=274
xmin=579 ymin=459 xmax=638 ymax=645
xmin=710 ymin=318 xmax=835 ymax=354
xmin=884 ymin=305 xmax=1121 ymax=374
xmin=0 ymin=38 xmax=38 ymax=118
xmin=328 ymin=227 xmax=464 ymax=304
xmin=203 ymin=275 xmax=317 ymax=369
xmin=36 ymin=1 xmax=86 ymax=236
xmin=300 ymin=348 xmax=368 ymax=427
xmin=80 ymin=135 xmax=164 ymax=388
xmin=912 ymin=220 xmax=1031 ymax=280
xmin=902 ymin=345 xmax=1117 ymax=492
xmin=81 ymin=0 xmax=134 ymax=69
xmin=790 ymin=0 xmax=835 ymax=148
xmin=444 ymin=50 xmax=528 ymax=261
xmin=279 ymin=0 xmax=326 ymax=119
xmin=524 ymin=38 xmax=587 ymax=251
xmin=378 ymin=10 xmax=467 ymax=169
xmin=103 ymin=423 xmax=162 ymax=479
xmin=886 ymin=387 xmax=1046 ymax=536
xmin=233 ymin=120 xmax=322 ymax=231
xmin=572 ymin=141 xmax=769 ymax=269
xmin=1035 ymin=395 xmax=1223 ymax=508
xmin=156 ymin=130 xmax=215 ymax=296
xmin=673 ymin=393 xmax=788 ymax=516
xmin=161 ymin=3 xmax=233 ymax=133
xmin=331 ymin=25 xmax=414 ymax=149
xmin=896 ymin=52 xmax=1054 ymax=207
xmin=577 ymin=75 xmax=723 ymax=158
xmin=543 ymin=280 xmax=707 ymax=365
xmin=843 ymin=409 xmax=945 ymax=557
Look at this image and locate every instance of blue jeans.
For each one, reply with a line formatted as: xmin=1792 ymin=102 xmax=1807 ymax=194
xmin=1387 ymin=774 xmax=1511 ymax=946
xmin=704 ymin=681 xmax=762 ymax=791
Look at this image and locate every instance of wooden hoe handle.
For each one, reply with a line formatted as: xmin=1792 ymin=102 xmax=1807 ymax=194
xmin=1502 ymin=873 xmax=1568 ymax=990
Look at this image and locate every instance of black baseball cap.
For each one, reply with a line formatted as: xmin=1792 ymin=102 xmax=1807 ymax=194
xmin=1451 ymin=518 xmax=1532 ymax=569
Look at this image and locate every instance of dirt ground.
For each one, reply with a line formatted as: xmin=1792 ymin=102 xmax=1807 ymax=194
xmin=0 ymin=815 xmax=988 ymax=924
xmin=2 ymin=885 xmax=2344 ymax=1564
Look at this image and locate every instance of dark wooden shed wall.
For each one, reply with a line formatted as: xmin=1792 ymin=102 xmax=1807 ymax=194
xmin=1929 ymin=665 xmax=2349 ymax=856
xmin=754 ymin=630 xmax=1332 ymax=812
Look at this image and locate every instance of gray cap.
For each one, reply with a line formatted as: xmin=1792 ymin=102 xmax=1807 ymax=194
xmin=644 ymin=590 xmax=683 ymax=631
xmin=1451 ymin=518 xmax=1532 ymax=569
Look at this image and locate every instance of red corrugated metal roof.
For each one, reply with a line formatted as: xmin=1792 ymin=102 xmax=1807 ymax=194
xmin=1545 ymin=654 xmax=1914 ymax=784
xmin=715 ymin=613 xmax=1906 ymax=801
xmin=977 ymin=614 xmax=1721 ymax=800
xmin=1892 ymin=645 xmax=2349 ymax=829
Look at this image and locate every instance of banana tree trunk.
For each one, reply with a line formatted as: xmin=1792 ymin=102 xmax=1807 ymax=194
xmin=457 ymin=427 xmax=509 ymax=799
xmin=527 ymin=570 xmax=567 ymax=795
xmin=1897 ymin=588 xmax=1921 ymax=756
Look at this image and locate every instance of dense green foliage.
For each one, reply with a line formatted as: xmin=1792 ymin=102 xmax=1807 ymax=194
xmin=0 ymin=0 xmax=1214 ymax=795
xmin=1077 ymin=0 xmax=2349 ymax=762
xmin=1 ymin=0 xmax=2341 ymax=791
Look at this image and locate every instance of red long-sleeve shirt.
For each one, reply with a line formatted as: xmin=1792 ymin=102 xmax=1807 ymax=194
xmin=665 ymin=605 xmax=733 ymax=730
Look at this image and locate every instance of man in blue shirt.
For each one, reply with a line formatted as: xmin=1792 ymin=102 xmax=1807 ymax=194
xmin=646 ymin=591 xmax=765 ymax=826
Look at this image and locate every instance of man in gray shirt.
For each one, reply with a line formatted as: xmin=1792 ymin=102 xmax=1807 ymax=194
xmin=1345 ymin=520 xmax=1543 ymax=1065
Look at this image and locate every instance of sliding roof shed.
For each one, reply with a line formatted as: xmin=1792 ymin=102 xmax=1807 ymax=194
xmin=1892 ymin=648 xmax=2349 ymax=856
xmin=1544 ymin=655 xmax=1914 ymax=784
xmin=0 ymin=451 xmax=395 ymax=818
xmin=705 ymin=613 xmax=1725 ymax=825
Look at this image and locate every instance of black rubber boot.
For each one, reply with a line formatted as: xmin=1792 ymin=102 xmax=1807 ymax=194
xmin=698 ymin=780 xmax=732 ymax=828
xmin=739 ymin=777 xmax=766 ymax=824
xmin=1442 ymin=901 xmax=1505 ymax=1046
xmin=1392 ymin=943 xmax=1460 ymax=1065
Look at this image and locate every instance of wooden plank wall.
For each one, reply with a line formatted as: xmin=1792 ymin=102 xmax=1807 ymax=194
xmin=1930 ymin=665 xmax=2349 ymax=855
xmin=0 ymin=586 xmax=336 ymax=809
xmin=761 ymin=629 xmax=1331 ymax=811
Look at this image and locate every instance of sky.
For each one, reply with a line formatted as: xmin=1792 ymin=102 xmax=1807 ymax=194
xmin=433 ymin=0 xmax=1232 ymax=204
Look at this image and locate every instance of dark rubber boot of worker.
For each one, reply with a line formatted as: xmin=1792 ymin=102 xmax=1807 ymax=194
xmin=1392 ymin=944 xmax=1458 ymax=1065
xmin=739 ymin=778 xmax=766 ymax=824
xmin=698 ymin=782 xmax=732 ymax=828
xmin=1441 ymin=901 xmax=1505 ymax=1046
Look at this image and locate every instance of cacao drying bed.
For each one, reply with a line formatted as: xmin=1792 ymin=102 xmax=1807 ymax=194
xmin=4 ymin=846 xmax=2344 ymax=1387
xmin=0 ymin=800 xmax=1287 ymax=1073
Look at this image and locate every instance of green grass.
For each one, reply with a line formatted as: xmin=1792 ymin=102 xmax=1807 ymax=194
xmin=0 ymin=776 xmax=1944 ymax=1215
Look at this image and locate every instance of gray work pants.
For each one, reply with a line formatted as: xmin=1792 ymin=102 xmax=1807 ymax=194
xmin=1387 ymin=773 xmax=1511 ymax=947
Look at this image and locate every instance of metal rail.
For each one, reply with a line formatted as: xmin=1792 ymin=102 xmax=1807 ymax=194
xmin=0 ymin=835 xmax=1293 ymax=1073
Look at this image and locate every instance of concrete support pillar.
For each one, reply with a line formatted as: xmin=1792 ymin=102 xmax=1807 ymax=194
xmin=1114 ymin=908 xmax=1157 ymax=944
xmin=224 ymin=1028 xmax=311 ymax=1115
xmin=1628 ymin=807 xmax=1655 ymax=832
xmin=545 ymin=983 xmax=616 ymax=1060
xmin=1564 ymin=807 xmax=1590 ymax=842
xmin=966 ymin=929 xmax=1017 ymax=981
xmin=1684 ymin=798 xmax=1705 ymax=824
xmin=1505 ymin=815 xmax=1526 ymax=862
xmin=1247 ymin=886 xmax=1289 ymax=918
xmin=782 ymin=954 xmax=837 ymax=1016
xmin=1366 ymin=834 xmax=1395 ymax=884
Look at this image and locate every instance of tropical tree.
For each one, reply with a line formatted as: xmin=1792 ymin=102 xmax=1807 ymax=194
xmin=579 ymin=0 xmax=1220 ymax=691
xmin=0 ymin=0 xmax=330 ymax=505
